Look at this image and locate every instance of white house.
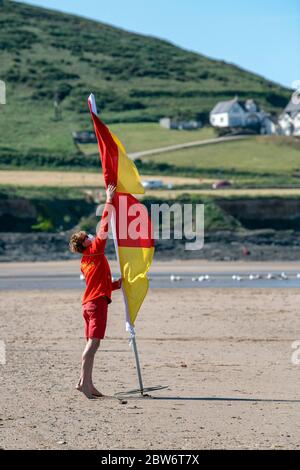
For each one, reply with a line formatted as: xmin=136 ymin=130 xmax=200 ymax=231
xmin=209 ymin=97 xmax=276 ymax=134
xmin=278 ymin=98 xmax=300 ymax=136
xmin=210 ymin=98 xmax=249 ymax=128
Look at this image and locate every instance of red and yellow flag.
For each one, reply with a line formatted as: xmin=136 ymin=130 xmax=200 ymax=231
xmin=88 ymin=94 xmax=154 ymax=328
xmin=88 ymin=94 xmax=144 ymax=195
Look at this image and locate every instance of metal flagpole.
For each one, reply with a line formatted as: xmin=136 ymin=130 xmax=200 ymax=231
xmin=131 ymin=335 xmax=144 ymax=394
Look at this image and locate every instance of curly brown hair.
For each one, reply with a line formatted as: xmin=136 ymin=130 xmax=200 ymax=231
xmin=69 ymin=231 xmax=88 ymax=253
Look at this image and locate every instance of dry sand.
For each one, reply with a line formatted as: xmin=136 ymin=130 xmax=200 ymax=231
xmin=0 ymin=170 xmax=202 ymax=188
xmin=3 ymin=258 xmax=300 ymax=277
xmin=0 ymin=279 xmax=300 ymax=449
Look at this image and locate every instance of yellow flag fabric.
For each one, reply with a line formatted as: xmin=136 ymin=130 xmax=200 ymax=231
xmin=118 ymin=246 xmax=155 ymax=326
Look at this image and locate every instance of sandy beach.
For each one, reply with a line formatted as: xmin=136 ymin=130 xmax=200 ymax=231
xmin=1 ymin=261 xmax=300 ymax=449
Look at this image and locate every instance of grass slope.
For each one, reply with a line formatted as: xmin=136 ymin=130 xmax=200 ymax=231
xmin=142 ymin=136 xmax=300 ymax=186
xmin=0 ymin=0 xmax=291 ymax=162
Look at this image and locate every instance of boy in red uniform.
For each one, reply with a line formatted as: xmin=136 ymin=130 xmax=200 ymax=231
xmin=69 ymin=184 xmax=121 ymax=399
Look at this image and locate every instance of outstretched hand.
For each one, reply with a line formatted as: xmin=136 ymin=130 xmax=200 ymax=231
xmin=106 ymin=183 xmax=116 ymax=203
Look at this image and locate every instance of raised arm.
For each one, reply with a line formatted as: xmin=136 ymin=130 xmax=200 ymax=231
xmin=97 ymin=183 xmax=116 ymax=238
xmin=89 ymin=184 xmax=116 ymax=254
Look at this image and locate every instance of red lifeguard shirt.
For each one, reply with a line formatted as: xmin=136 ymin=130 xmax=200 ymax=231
xmin=81 ymin=202 xmax=119 ymax=305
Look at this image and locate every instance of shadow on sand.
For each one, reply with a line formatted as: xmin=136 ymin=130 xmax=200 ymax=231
xmin=115 ymin=387 xmax=300 ymax=403
xmin=151 ymin=396 xmax=300 ymax=403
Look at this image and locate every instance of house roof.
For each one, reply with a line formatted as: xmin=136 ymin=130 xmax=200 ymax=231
xmin=210 ymin=98 xmax=250 ymax=115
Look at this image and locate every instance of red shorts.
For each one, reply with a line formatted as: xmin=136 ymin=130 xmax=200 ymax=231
xmin=82 ymin=296 xmax=108 ymax=340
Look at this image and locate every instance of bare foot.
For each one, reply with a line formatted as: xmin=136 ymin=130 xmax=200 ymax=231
xmin=76 ymin=382 xmax=96 ymax=400
xmin=76 ymin=380 xmax=103 ymax=398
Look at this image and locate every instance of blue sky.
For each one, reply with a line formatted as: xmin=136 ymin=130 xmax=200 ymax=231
xmin=20 ymin=0 xmax=299 ymax=88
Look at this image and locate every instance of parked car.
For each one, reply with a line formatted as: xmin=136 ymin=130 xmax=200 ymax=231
xmin=142 ymin=180 xmax=164 ymax=189
xmin=212 ymin=180 xmax=232 ymax=189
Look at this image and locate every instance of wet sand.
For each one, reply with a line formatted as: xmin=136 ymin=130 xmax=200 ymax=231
xmin=2 ymin=258 xmax=300 ymax=276
xmin=0 ymin=277 xmax=300 ymax=449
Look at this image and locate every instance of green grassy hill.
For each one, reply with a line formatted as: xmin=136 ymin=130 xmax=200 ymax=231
xmin=140 ymin=136 xmax=300 ymax=187
xmin=0 ymin=0 xmax=291 ymax=163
